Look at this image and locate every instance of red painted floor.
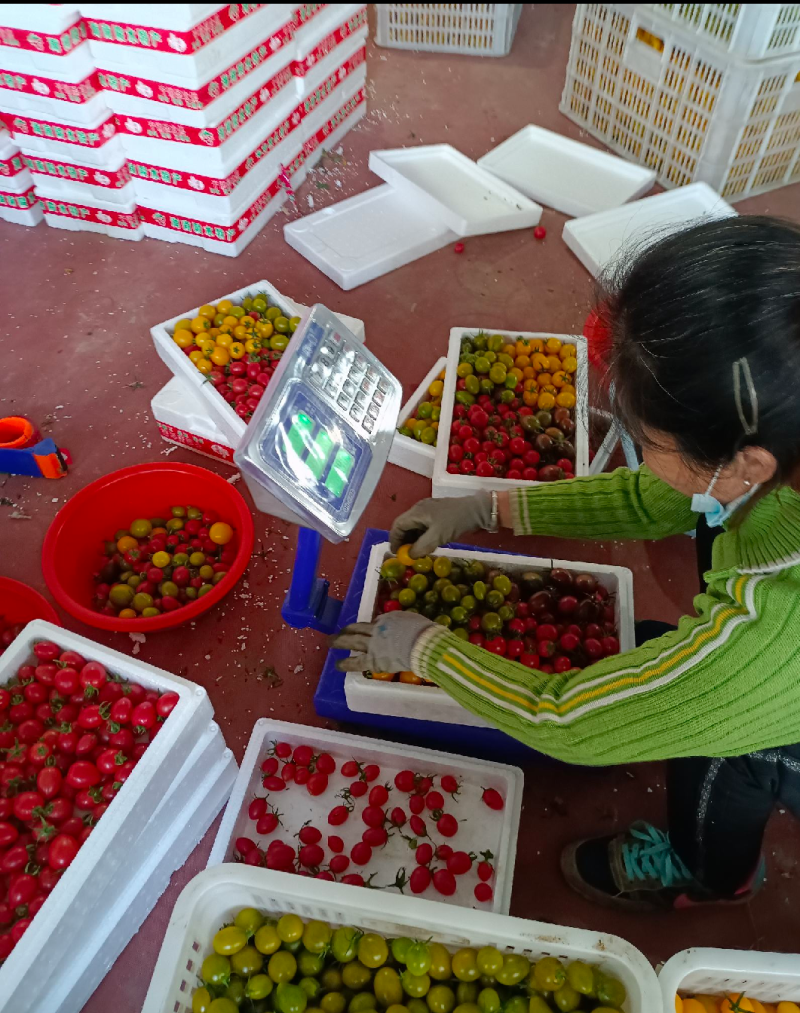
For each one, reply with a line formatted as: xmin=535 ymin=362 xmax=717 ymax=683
xmin=2 ymin=5 xmax=800 ymax=1010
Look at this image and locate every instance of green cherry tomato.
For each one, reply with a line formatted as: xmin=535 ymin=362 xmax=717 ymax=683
xmin=374 ymin=967 xmax=404 ymax=1006
xmin=276 ymin=982 xmax=308 ymax=1013
xmin=408 ymin=574 xmax=429 ymax=595
xmin=233 ymin=907 xmax=264 ymax=938
xmin=565 ymin=961 xmax=595 ymax=996
xmin=302 ymin=919 xmax=332 ymax=954
xmin=230 ymin=945 xmax=263 ymax=977
xmin=406 ymin=1001 xmax=428 ymax=1013
xmin=464 ymin=375 xmax=480 ymax=395
xmin=349 ymin=994 xmax=377 ymax=1013
xmin=225 ymin=977 xmax=246 ymax=1007
xmin=277 ymin=914 xmax=303 ymax=943
xmin=553 ymin=983 xmax=581 ymax=1012
xmin=321 ymin=994 xmax=346 ymax=1013
xmin=254 ymin=924 xmax=281 ymax=955
xmin=391 ymin=937 xmax=413 ymax=964
xmin=321 ymin=967 xmax=343 ymax=991
xmin=208 ymin=1000 xmax=238 ymax=1013
xmin=193 ymin=987 xmax=213 ymax=1013
xmin=299 ymin=977 xmax=322 ymax=1000
xmin=533 ymin=957 xmax=565 ymax=992
xmin=358 ymin=933 xmax=389 ymax=969
xmin=331 ymin=926 xmax=361 ymax=963
xmin=452 ymin=951 xmax=479 ymax=983
xmin=528 ymin=999 xmax=552 ymax=1013
xmin=405 ymin=942 xmax=432 ymax=977
xmin=480 ymin=612 xmax=502 ymax=633
xmin=298 ymin=950 xmax=325 ymax=977
xmin=202 ymin=953 xmax=231 ymax=988
xmin=411 ymin=556 xmax=434 ymax=574
xmin=476 ymin=989 xmax=500 ymax=1013
xmin=398 ymin=588 xmax=417 ymax=607
xmin=492 ymin=574 xmax=512 ymax=596
xmin=595 ymin=974 xmax=626 ymax=1008
xmin=432 ymin=557 xmax=452 ymax=578
xmin=455 ymin=984 xmax=477 ymax=1006
xmin=472 ymin=580 xmax=487 ymax=600
xmin=246 ymin=975 xmax=273 ymax=1001
xmin=503 ymin=998 xmax=527 ymax=1013
xmin=427 ymin=986 xmax=456 ymax=1013
xmin=381 ymin=560 xmax=405 ymax=582
xmin=453 ymin=1005 xmax=480 ymax=1013
xmin=476 ymin=948 xmax=503 ymax=977
xmin=268 ymin=950 xmax=297 ymax=983
xmin=401 ymin=971 xmax=430 ymax=998
xmin=341 ymin=961 xmax=373 ymax=991
xmin=427 ymin=944 xmax=452 ymax=981
xmin=495 ymin=954 xmax=529 ymax=987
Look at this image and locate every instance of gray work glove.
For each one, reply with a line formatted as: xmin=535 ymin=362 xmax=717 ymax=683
xmin=332 ymin=611 xmax=435 ymax=674
xmin=389 ymin=492 xmax=493 ymax=558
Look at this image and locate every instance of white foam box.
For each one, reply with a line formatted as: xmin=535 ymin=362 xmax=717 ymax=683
xmin=208 ymin=717 xmax=523 ymax=914
xmin=0 ymin=130 xmax=33 ymax=193
xmin=345 ymin=542 xmax=635 ymax=727
xmin=389 ymin=356 xmax=447 ymax=477
xmin=0 ymin=16 xmax=94 ymax=76
xmin=300 ymin=68 xmax=367 ymax=174
xmin=141 ymin=868 xmax=662 ymax=1013
xmin=38 ymin=187 xmax=143 ymax=239
xmin=0 ymin=5 xmax=79 ymax=33
xmin=97 ymin=12 xmax=297 ymax=128
xmin=369 ymin=143 xmax=542 ymax=236
xmin=432 ymin=329 xmax=589 ymax=499
xmin=297 ymin=41 xmax=366 ymax=140
xmin=151 ymin=280 xmax=366 ymax=447
xmin=293 ymin=4 xmax=368 ymax=99
xmin=478 ymin=124 xmax=656 ymax=218
xmin=79 ymin=5 xmax=221 ymax=31
xmin=562 ymin=182 xmax=738 ymax=277
xmin=8 ymin=106 xmax=124 ymax=165
xmin=84 ymin=5 xmax=294 ymax=87
xmin=29 ymin=722 xmax=236 ymax=1013
xmin=0 ymin=194 xmax=42 ymax=226
xmin=0 ymin=619 xmax=215 ymax=1013
xmin=152 ymin=376 xmax=236 ymax=466
xmin=24 ymin=147 xmax=134 ymax=203
xmin=0 ymin=57 xmax=110 ymax=125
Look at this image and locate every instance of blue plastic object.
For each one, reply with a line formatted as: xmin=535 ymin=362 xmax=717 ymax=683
xmin=313 ymin=527 xmax=541 ymax=762
xmin=0 ymin=438 xmax=67 ymax=479
xmin=282 ymin=527 xmax=343 ymax=634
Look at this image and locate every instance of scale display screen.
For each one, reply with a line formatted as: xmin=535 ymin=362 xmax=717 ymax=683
xmin=235 ymin=305 xmax=402 ymax=543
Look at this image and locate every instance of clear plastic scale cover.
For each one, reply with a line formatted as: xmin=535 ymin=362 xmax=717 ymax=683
xmin=235 ymin=305 xmax=402 ymax=542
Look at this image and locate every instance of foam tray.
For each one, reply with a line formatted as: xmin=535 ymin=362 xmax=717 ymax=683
xmin=369 ymin=143 xmax=542 ymax=236
xmin=478 ymin=124 xmax=656 ymax=218
xmin=562 ymin=182 xmax=737 ymax=277
xmin=388 ymin=356 xmax=447 ymax=478
xmin=209 ymin=717 xmax=523 ymax=914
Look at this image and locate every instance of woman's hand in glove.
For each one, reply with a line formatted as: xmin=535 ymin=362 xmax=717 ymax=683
xmin=332 ymin=611 xmax=435 ymax=675
xmin=389 ymin=492 xmax=493 ymax=558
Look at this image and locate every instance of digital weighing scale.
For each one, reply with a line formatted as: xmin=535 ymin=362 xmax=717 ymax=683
xmin=236 ymin=304 xmax=538 ymax=760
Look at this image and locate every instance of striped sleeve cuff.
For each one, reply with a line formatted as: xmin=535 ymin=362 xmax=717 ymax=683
xmin=509 ymin=488 xmax=530 ymax=535
xmin=410 ymin=624 xmax=452 ymax=680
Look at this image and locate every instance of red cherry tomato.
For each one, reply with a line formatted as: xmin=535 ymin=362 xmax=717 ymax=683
xmin=48 ymin=833 xmax=79 ymax=870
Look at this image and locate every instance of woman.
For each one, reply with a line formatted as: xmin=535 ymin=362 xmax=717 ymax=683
xmin=333 ymin=216 xmax=800 ymax=912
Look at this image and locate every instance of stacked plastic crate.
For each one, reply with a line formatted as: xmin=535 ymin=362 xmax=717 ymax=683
xmin=75 ymin=3 xmax=367 ymax=256
xmin=0 ymin=5 xmax=140 ymax=237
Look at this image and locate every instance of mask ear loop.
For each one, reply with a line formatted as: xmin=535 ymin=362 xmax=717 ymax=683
xmin=706 ymin=464 xmax=722 ymax=495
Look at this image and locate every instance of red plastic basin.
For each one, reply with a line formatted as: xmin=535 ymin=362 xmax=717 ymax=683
xmin=0 ymin=577 xmax=60 ymax=627
xmin=42 ymin=462 xmax=254 ymax=632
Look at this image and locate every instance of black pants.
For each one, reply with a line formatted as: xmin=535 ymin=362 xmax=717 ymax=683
xmin=637 ymin=619 xmax=800 ymax=896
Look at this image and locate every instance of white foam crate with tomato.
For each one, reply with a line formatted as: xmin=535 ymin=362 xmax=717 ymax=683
xmin=208 ymin=718 xmax=522 ymax=914
xmin=142 ymin=865 xmax=661 ymax=1013
xmin=432 ymin=329 xmax=589 ymax=498
xmin=389 ymin=356 xmax=447 ymax=478
xmin=150 ymin=279 xmax=365 ymax=449
xmin=344 ymin=543 xmax=634 ymax=727
xmin=0 ymin=619 xmax=220 ymax=1013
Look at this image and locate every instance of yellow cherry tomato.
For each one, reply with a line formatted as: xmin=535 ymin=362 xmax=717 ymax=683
xmin=245 ymin=338 xmax=261 ymax=354
xmin=198 ymin=304 xmax=217 ymax=319
xmin=396 ymin=544 xmax=415 ymax=567
xmin=229 ymin=342 xmax=245 ymax=360
xmin=537 ymin=391 xmax=556 ymax=410
xmin=197 ymin=337 xmax=216 ymax=354
xmin=209 ymin=521 xmax=234 ymax=545
xmin=188 ymin=349 xmax=205 ymax=364
xmin=555 ymin=391 xmax=576 ymax=409
xmin=532 ymin=352 xmax=550 ymax=372
xmin=195 ymin=357 xmax=213 ymax=375
xmin=551 ymin=371 xmax=568 ymax=388
xmin=398 ymin=671 xmax=423 ymax=684
xmin=545 ymin=337 xmax=562 ymax=354
xmin=256 ymin=320 xmax=274 ymax=339
xmin=174 ymin=318 xmax=193 ymax=332
xmin=216 ymin=333 xmax=233 ymax=348
xmin=777 ymin=1005 xmax=800 ymax=1013
xmin=190 ymin=316 xmax=210 ymax=333
xmin=561 ymin=356 xmax=578 ymax=374
xmin=428 ymin=380 xmax=444 ymax=398
xmin=233 ymin=325 xmax=249 ymax=341
xmin=217 ymin=299 xmax=233 ymax=314
xmin=559 ymin=342 xmax=576 ymax=359
xmin=118 ymin=608 xmax=137 ymax=619
xmin=211 ymin=346 xmax=231 ymax=366
xmin=173 ymin=328 xmax=195 ymax=349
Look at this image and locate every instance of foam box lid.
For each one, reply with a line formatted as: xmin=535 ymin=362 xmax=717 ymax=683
xmin=369 ymin=143 xmax=542 ymax=237
xmin=563 ymin=182 xmax=737 ymax=277
xmin=284 ymin=183 xmax=456 ymax=291
xmin=477 ymin=125 xmax=656 ymax=218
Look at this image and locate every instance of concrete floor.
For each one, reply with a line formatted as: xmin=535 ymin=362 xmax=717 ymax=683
xmin=2 ymin=5 xmax=800 ymax=1011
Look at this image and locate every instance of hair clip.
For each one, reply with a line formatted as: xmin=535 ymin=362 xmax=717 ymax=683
xmin=732 ymin=357 xmax=758 ymax=436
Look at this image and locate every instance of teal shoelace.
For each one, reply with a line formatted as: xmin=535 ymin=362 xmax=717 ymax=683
xmin=620 ymin=823 xmax=692 ymax=888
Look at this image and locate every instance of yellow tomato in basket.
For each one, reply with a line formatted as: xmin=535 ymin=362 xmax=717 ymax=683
xmin=210 ymin=346 xmax=230 ymax=366
xmin=229 ymin=342 xmax=246 ymax=360
xmin=195 ymin=358 xmax=213 ymax=375
xmin=188 ymin=349 xmax=205 ymax=364
xmin=173 ymin=328 xmax=194 ymax=349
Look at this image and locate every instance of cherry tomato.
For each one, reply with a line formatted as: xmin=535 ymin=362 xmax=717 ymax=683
xmin=156 ymin=691 xmax=179 ymax=719
xmin=437 ymin=813 xmax=458 ymax=837
xmin=37 ymin=766 xmax=63 ymax=800
xmin=66 ymin=760 xmax=101 ymax=789
xmin=13 ymin=791 xmax=44 ymax=822
xmin=306 ymin=773 xmax=328 ymax=796
xmin=481 ymin=788 xmax=504 ymax=810
xmin=48 ymin=833 xmax=79 ymax=870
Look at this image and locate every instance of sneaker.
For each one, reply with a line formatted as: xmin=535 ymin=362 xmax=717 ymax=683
xmin=560 ymin=820 xmax=764 ymax=912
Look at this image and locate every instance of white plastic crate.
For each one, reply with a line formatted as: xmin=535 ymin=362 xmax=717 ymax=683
xmin=209 ymin=717 xmax=523 ymax=913
xmin=142 ymin=865 xmax=661 ymax=1013
xmin=345 ymin=541 xmax=635 ymax=727
xmin=432 ymin=329 xmax=589 ymax=499
xmin=151 ymin=280 xmax=366 ymax=448
xmin=659 ymin=947 xmax=800 ymax=1011
xmin=32 ymin=722 xmax=236 ymax=1013
xmin=388 ymin=356 xmax=447 ymax=477
xmin=648 ymin=3 xmax=800 ymax=60
xmin=561 ymin=4 xmax=800 ymax=202
xmin=0 ymin=619 xmax=214 ymax=1013
xmin=375 ymin=3 xmax=523 ymax=56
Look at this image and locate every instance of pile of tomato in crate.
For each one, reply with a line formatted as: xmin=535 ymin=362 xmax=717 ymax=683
xmin=171 ymin=292 xmax=301 ymax=424
xmin=0 ymin=638 xmax=177 ymax=958
xmin=447 ymin=333 xmax=578 ymax=481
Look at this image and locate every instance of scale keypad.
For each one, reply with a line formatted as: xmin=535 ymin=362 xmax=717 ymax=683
xmin=308 ymin=337 xmax=384 ymax=435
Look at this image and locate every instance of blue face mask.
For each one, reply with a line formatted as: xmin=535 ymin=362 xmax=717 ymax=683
xmin=690 ymin=466 xmax=758 ymax=528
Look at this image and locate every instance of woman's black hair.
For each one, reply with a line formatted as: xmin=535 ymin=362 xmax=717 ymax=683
xmin=602 ymin=214 xmax=800 ymax=481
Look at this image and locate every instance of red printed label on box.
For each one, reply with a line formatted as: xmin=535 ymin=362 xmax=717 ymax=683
xmin=0 ymin=149 xmax=24 ymax=177
xmin=293 ymin=6 xmax=367 ymax=76
xmin=0 ymin=19 xmax=88 ymax=56
xmin=295 ymin=4 xmax=327 ymax=27
xmin=0 ymin=184 xmax=36 ymax=209
xmin=23 ymin=153 xmax=130 ymax=189
xmin=40 ymin=195 xmax=140 ymax=228
xmin=0 ymin=68 xmax=100 ymax=104
xmin=156 ymin=422 xmax=235 ymax=463
xmin=139 ymin=148 xmax=304 ymax=242
xmin=301 ymin=47 xmax=365 ymax=116
xmin=128 ymin=108 xmax=300 ymax=196
xmin=3 ymin=111 xmax=117 ymax=148
xmin=114 ymin=61 xmax=297 ymax=147
xmin=303 ymin=86 xmax=365 ymax=159
xmin=97 ymin=17 xmax=293 ymax=111
xmin=86 ymin=5 xmax=264 ymax=54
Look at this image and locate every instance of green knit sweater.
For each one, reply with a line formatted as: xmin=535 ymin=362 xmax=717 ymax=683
xmin=411 ymin=467 xmax=800 ymax=764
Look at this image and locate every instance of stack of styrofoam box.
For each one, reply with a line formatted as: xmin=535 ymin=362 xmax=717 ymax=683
xmin=71 ymin=3 xmax=368 ymax=256
xmin=0 ymin=620 xmax=237 ymax=1013
xmin=0 ymin=126 xmax=41 ymax=225
xmin=0 ymin=5 xmax=142 ymax=238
